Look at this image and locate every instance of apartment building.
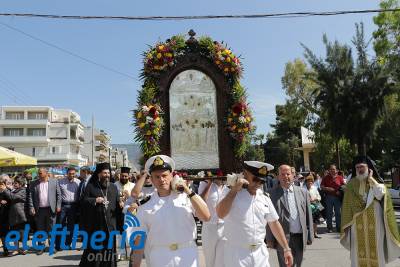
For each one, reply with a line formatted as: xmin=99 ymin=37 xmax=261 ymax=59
xmin=0 ymin=106 xmax=88 ymax=166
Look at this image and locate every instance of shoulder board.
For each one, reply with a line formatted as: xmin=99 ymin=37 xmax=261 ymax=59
xmin=138 ymin=195 xmax=151 ymax=206
xmin=263 ymin=191 xmax=270 ymax=197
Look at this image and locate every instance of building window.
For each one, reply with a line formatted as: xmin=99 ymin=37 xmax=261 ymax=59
xmin=28 ymin=112 xmax=48 ymax=120
xmin=52 ymin=147 xmax=56 ymax=154
xmin=7 ymin=147 xmax=14 ymax=151
xmin=3 ymin=128 xmax=24 ymax=136
xmin=27 ymin=128 xmax=46 ymax=136
xmin=32 ymin=147 xmax=36 ymax=157
xmin=5 ymin=112 xmax=24 ymax=120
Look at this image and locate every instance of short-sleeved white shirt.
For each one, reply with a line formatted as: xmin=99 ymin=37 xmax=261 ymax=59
xmin=135 ymin=191 xmax=197 ymax=249
xmin=224 ymin=189 xmax=279 ymax=245
xmin=198 ymin=181 xmax=229 ymax=224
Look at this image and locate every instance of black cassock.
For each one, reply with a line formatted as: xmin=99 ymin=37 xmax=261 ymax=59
xmin=79 ymin=181 xmax=121 ymax=267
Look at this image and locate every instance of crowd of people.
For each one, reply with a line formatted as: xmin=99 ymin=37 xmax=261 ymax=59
xmin=0 ymin=155 xmax=399 ymax=267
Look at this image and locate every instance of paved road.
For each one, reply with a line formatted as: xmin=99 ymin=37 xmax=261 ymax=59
xmin=1 ymin=210 xmax=399 ymax=267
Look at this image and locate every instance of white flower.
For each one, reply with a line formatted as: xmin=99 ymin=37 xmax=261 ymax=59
xmin=197 ymin=171 xmax=205 ymax=178
xmin=238 ymin=116 xmax=246 ymax=123
xmin=142 ymin=106 xmax=150 ymax=112
xmin=146 ymin=116 xmax=153 ymax=123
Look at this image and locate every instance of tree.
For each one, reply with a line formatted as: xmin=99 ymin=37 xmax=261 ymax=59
xmin=264 ymin=99 xmax=306 ymax=169
xmin=303 ymin=24 xmax=395 ymax=156
xmin=373 ymin=0 xmax=400 ymax=81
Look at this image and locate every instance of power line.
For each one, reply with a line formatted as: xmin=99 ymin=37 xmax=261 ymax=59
xmin=0 ymin=8 xmax=399 ymax=21
xmin=0 ymin=73 xmax=35 ymax=104
xmin=0 ymin=84 xmax=30 ymax=105
xmin=0 ymin=21 xmax=139 ymax=81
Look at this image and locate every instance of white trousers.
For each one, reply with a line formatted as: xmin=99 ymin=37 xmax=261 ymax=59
xmin=147 ymin=246 xmax=198 ymax=267
xmin=223 ymin=243 xmax=270 ymax=267
xmin=201 ymin=223 xmax=225 ymax=267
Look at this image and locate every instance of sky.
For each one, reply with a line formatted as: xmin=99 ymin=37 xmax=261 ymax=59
xmin=0 ymin=0 xmax=380 ymax=144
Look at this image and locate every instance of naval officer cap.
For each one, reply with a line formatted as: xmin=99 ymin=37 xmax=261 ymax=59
xmin=145 ymin=155 xmax=175 ymax=174
xmin=244 ymin=161 xmax=274 ymax=181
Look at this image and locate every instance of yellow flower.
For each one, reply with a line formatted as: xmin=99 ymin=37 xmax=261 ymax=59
xmin=157 ymin=53 xmax=162 ymax=59
xmin=215 ymin=60 xmax=221 ymax=65
xmin=224 ymin=67 xmax=229 ymax=72
xmin=231 ymin=125 xmax=236 ymax=130
xmin=137 ymin=112 xmax=143 ymax=119
xmin=225 ymin=49 xmax=231 ymax=54
xmin=226 ymin=57 xmax=231 ymax=63
xmin=146 ymin=130 xmax=152 ymax=135
xmin=146 ymin=53 xmax=152 ymax=59
xmin=166 ymin=53 xmax=173 ymax=58
xmin=244 ymin=127 xmax=248 ymax=132
xmin=231 ymin=67 xmax=235 ymax=72
xmin=228 ymin=118 xmax=232 ymax=123
xmin=246 ymin=117 xmax=251 ymax=122
xmin=237 ymin=129 xmax=242 ymax=133
xmin=158 ymin=45 xmax=164 ymax=51
xmin=139 ymin=123 xmax=145 ymax=129
xmin=154 ymin=65 xmax=160 ymax=70
xmin=155 ymin=117 xmax=160 ymax=121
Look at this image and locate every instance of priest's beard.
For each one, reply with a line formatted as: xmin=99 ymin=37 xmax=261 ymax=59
xmin=99 ymin=176 xmax=109 ymax=188
xmin=356 ymin=171 xmax=368 ymax=181
xmin=120 ymin=178 xmax=128 ymax=185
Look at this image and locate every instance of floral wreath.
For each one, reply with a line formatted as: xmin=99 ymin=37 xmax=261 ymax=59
xmin=134 ymin=31 xmax=254 ymax=159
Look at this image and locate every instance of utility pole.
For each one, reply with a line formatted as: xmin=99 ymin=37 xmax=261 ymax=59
xmin=91 ymin=115 xmax=94 ymax=166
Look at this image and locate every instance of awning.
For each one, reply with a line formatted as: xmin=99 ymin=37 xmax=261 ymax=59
xmin=0 ymin=146 xmax=37 ymax=167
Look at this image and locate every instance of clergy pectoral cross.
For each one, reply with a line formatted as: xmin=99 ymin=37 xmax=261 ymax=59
xmin=103 ymin=198 xmax=110 ymax=209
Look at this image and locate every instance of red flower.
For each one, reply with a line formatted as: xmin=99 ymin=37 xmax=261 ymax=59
xmin=216 ymin=170 xmax=224 ymax=176
xmin=149 ymin=107 xmax=157 ymax=117
xmin=232 ymin=103 xmax=246 ymax=114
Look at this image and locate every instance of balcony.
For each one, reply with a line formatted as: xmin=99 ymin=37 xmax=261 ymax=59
xmin=0 ymin=136 xmax=50 ymax=144
xmin=0 ymin=119 xmax=49 ymax=126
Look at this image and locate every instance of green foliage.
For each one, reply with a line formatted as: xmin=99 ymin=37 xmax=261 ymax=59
xmin=231 ymin=81 xmax=247 ymax=102
xmin=198 ymin=36 xmax=215 ymax=52
xmin=373 ymin=0 xmax=400 ymax=74
xmin=244 ymin=133 xmax=265 ymax=161
xmin=138 ymin=79 xmax=158 ymax=105
xmin=303 ymin=24 xmax=395 ymax=155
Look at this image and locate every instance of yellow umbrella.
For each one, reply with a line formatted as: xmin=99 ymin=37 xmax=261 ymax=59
xmin=0 ymin=146 xmax=37 ymax=167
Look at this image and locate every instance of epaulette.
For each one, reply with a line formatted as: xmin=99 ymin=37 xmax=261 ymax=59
xmin=138 ymin=195 xmax=151 ymax=206
xmin=263 ymin=191 xmax=270 ymax=198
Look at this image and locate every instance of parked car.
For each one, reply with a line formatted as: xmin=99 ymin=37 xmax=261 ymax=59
xmin=389 ymin=185 xmax=400 ymax=206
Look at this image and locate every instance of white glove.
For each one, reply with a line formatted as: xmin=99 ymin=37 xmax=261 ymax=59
xmin=226 ymin=173 xmax=244 ymax=187
xmin=171 ymin=175 xmax=185 ymax=193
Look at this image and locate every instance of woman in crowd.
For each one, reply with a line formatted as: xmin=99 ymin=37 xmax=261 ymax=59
xmin=0 ymin=175 xmax=11 ymax=257
xmin=305 ymin=175 xmax=323 ymax=239
xmin=2 ymin=176 xmax=28 ymax=255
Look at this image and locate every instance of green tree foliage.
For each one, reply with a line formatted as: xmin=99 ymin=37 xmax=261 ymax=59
xmin=303 ymin=24 xmax=395 ymax=156
xmin=373 ymin=0 xmax=400 ymax=80
xmin=264 ymin=100 xmax=305 ymax=169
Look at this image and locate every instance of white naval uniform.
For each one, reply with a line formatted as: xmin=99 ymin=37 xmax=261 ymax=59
xmin=198 ymin=182 xmax=229 ymax=267
xmin=223 ymin=189 xmax=279 ymax=267
xmin=135 ymin=191 xmax=198 ymax=267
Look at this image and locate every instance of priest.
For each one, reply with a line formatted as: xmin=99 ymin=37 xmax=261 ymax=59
xmin=340 ymin=156 xmax=400 ymax=267
xmin=79 ymin=162 xmax=120 ymax=267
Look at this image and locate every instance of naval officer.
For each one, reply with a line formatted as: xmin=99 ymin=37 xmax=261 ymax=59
xmin=217 ymin=161 xmax=294 ymax=267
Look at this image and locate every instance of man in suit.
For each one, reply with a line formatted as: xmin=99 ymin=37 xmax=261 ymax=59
xmin=29 ymin=167 xmax=61 ymax=254
xmin=266 ymin=164 xmax=313 ymax=267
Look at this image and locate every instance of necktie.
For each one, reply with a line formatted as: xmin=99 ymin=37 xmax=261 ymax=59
xmin=286 ymin=188 xmax=298 ymax=220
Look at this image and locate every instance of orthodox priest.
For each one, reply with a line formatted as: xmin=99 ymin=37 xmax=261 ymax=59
xmin=79 ymin=162 xmax=120 ymax=267
xmin=340 ymin=156 xmax=400 ymax=267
